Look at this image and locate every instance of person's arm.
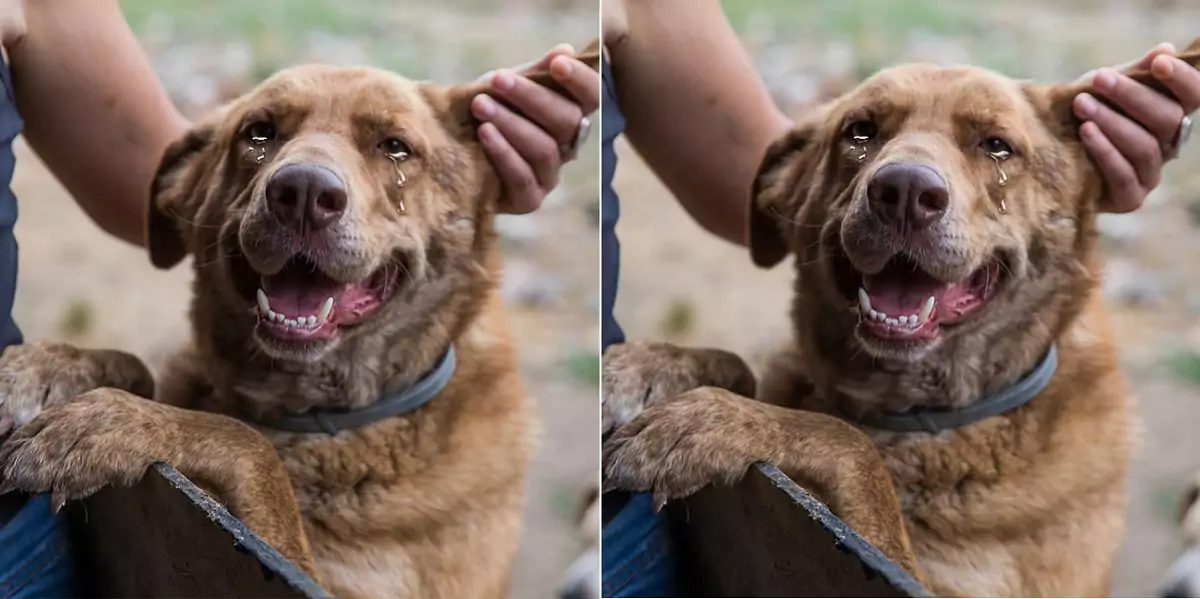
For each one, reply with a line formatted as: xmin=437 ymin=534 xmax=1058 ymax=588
xmin=1073 ymin=42 xmax=1200 ymax=213
xmin=471 ymin=45 xmax=601 ymax=215
xmin=607 ymin=0 xmax=792 ymax=246
xmin=10 ymin=0 xmax=189 ymax=246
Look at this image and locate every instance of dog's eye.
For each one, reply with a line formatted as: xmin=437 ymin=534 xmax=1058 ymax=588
xmin=244 ymin=121 xmax=276 ymax=143
xmin=843 ymin=120 xmax=878 ymax=142
xmin=982 ymin=137 xmax=1013 ymax=159
xmin=379 ymin=138 xmax=411 ymax=160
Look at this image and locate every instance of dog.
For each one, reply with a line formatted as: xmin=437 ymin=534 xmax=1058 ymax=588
xmin=602 ymin=40 xmax=1200 ymax=597
xmin=1161 ymin=474 xmax=1200 ymax=597
xmin=0 ymin=44 xmax=600 ymax=598
xmin=556 ymin=482 xmax=600 ymax=599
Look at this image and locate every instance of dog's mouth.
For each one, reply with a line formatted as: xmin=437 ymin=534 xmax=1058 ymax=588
xmin=839 ymin=252 xmax=1006 ymax=344
xmin=234 ymin=254 xmax=402 ymax=344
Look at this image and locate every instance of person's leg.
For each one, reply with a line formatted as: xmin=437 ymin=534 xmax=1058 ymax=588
xmin=600 ymin=493 xmax=678 ymax=597
xmin=0 ymin=494 xmax=80 ymax=599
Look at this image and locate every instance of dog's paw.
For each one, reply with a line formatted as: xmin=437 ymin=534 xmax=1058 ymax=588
xmin=602 ymin=387 xmax=767 ymax=511
xmin=602 ymin=340 xmax=755 ymax=434
xmin=0 ymin=341 xmax=153 ymax=438
xmin=0 ymin=388 xmax=173 ymax=511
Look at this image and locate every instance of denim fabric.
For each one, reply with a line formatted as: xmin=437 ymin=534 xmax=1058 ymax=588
xmin=0 ymin=48 xmax=79 ymax=599
xmin=600 ymin=54 xmax=680 ymax=598
xmin=0 ymin=496 xmax=79 ymax=599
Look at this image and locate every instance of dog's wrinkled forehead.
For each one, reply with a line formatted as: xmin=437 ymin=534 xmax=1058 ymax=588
xmin=837 ymin=64 xmax=1048 ymax=144
xmin=233 ymin=65 xmax=443 ymax=142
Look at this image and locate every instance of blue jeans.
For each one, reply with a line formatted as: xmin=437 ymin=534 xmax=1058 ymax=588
xmin=601 ymin=493 xmax=678 ymax=597
xmin=0 ymin=495 xmax=79 ymax=599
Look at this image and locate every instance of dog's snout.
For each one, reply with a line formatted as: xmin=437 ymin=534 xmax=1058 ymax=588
xmin=266 ymin=163 xmax=348 ymax=231
xmin=868 ymin=162 xmax=949 ymax=232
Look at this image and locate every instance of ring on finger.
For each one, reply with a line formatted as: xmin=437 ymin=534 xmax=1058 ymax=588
xmin=559 ymin=116 xmax=591 ymax=162
xmin=1163 ymin=112 xmax=1193 ymax=161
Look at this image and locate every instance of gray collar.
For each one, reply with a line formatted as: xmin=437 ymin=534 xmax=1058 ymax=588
xmin=855 ymin=344 xmax=1059 ymax=434
xmin=257 ymin=347 xmax=457 ymax=435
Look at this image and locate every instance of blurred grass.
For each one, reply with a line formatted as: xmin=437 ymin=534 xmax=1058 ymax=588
xmin=563 ymin=350 xmax=600 ymax=386
xmin=721 ymin=0 xmax=978 ymax=37
xmin=1167 ymin=350 xmax=1200 ymax=387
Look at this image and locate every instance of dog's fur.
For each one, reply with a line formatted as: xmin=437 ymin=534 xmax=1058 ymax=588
xmin=0 ymin=44 xmax=599 ymax=599
xmin=603 ymin=40 xmax=1200 ymax=597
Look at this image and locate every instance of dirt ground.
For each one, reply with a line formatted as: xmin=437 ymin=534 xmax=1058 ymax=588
xmin=614 ymin=1 xmax=1200 ymax=596
xmin=10 ymin=2 xmax=599 ymax=598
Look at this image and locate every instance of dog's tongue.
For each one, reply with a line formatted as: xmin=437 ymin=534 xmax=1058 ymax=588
xmin=863 ymin=266 xmax=952 ymax=315
xmin=261 ymin=268 xmax=345 ymax=317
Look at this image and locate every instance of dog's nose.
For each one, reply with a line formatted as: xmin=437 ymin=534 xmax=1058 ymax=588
xmin=266 ymin=163 xmax=348 ymax=231
xmin=867 ymin=162 xmax=949 ymax=232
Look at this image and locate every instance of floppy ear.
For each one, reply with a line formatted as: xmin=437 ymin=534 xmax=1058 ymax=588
xmin=147 ymin=122 xmax=218 ymax=269
xmin=748 ymin=125 xmax=818 ymax=269
xmin=435 ymin=39 xmax=602 ymax=137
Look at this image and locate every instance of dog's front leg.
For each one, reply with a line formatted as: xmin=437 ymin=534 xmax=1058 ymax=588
xmin=0 ymin=388 xmax=320 ymax=581
xmin=602 ymin=339 xmax=757 ymax=433
xmin=0 ymin=340 xmax=155 ymax=437
xmin=603 ymin=386 xmax=923 ymax=583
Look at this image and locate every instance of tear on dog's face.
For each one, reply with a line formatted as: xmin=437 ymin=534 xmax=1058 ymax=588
xmin=749 ymin=64 xmax=1114 ymax=363
xmin=146 ymin=66 xmax=535 ymax=363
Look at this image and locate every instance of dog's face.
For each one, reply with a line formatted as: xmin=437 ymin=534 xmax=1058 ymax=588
xmin=148 ymin=66 xmax=524 ymax=363
xmin=750 ymin=64 xmax=1104 ymax=363
xmin=1163 ymin=476 xmax=1200 ymax=597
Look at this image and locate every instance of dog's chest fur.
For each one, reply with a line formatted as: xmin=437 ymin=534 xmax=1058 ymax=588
xmin=765 ymin=306 xmax=1136 ymax=596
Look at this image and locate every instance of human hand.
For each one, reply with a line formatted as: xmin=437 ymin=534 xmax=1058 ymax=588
xmin=1073 ymin=42 xmax=1200 ymax=213
xmin=472 ymin=43 xmax=601 ymax=214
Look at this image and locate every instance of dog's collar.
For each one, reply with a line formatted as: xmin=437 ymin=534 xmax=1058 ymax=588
xmin=855 ymin=344 xmax=1059 ymax=434
xmin=256 ymin=346 xmax=457 ymax=435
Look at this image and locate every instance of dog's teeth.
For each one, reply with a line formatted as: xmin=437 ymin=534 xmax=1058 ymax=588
xmin=306 ymin=315 xmax=317 ymax=327
xmin=857 ymin=287 xmax=872 ymax=314
xmin=919 ymin=296 xmax=935 ymax=322
xmin=906 ymin=314 xmax=917 ymax=324
xmin=869 ymin=309 xmax=881 ymax=321
xmin=317 ymin=297 xmax=334 ymax=324
xmin=256 ymin=289 xmax=270 ymax=314
xmin=885 ymin=317 xmax=898 ymax=326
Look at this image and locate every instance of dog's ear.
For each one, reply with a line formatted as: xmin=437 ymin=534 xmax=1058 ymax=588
xmin=147 ymin=121 xmax=218 ymax=269
xmin=1032 ymin=36 xmax=1200 ymax=142
xmin=748 ymin=124 xmax=818 ymax=269
xmin=434 ymin=39 xmax=602 ymax=140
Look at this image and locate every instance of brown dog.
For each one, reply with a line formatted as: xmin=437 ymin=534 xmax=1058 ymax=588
xmin=0 ymin=44 xmax=599 ymax=598
xmin=603 ymin=41 xmax=1200 ymax=597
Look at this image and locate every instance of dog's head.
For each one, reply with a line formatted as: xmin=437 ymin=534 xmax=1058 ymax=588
xmin=750 ymin=41 xmax=1200 ymax=366
xmin=147 ymin=48 xmax=598 ymax=364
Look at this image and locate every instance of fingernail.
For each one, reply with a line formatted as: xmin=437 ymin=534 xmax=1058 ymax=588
xmin=493 ymin=70 xmax=516 ymax=92
xmin=551 ymin=56 xmax=573 ymax=78
xmin=1075 ymin=93 xmax=1099 ymax=119
xmin=1094 ymin=70 xmax=1117 ymax=91
xmin=1153 ymin=54 xmax=1176 ymax=77
xmin=477 ymin=123 xmax=499 ymax=146
xmin=554 ymin=42 xmax=575 ymax=54
xmin=472 ymin=95 xmax=497 ymax=119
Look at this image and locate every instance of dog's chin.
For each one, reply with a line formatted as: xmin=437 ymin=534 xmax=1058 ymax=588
xmin=829 ymin=248 xmax=1009 ymax=362
xmin=229 ymin=251 xmax=406 ymax=363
